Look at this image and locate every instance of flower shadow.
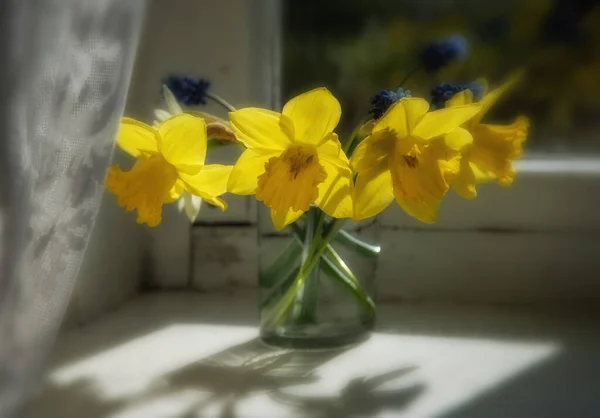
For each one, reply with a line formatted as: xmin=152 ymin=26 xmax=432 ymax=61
xmin=270 ymin=365 xmax=425 ymax=418
xmin=28 ymin=334 xmax=424 ymax=418
xmin=159 ymin=338 xmax=354 ymax=417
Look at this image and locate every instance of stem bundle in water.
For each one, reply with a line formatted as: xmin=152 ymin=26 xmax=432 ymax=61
xmin=262 ymin=212 xmax=370 ymax=329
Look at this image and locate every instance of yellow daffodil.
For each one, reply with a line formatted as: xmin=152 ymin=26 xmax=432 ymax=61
xmin=151 ymin=85 xmax=237 ymax=223
xmin=155 ymin=85 xmax=237 ymax=143
xmin=447 ymin=79 xmax=529 ymax=199
xmin=227 ymin=88 xmax=353 ymax=230
xmin=106 ymin=114 xmax=232 ymax=226
xmin=351 ymin=97 xmax=480 ymax=223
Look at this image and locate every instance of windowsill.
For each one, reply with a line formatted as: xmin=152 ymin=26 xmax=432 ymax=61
xmin=517 ymin=153 xmax=600 ymax=175
xmin=26 ymin=291 xmax=600 ymax=418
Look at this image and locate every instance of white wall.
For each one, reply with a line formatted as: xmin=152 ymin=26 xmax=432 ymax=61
xmin=64 ymin=0 xmax=280 ymax=327
xmin=377 ymin=161 xmax=600 ymax=305
xmin=65 ymin=1 xmax=600 ymax=328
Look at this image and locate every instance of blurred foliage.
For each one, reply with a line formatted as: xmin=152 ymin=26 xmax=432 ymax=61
xmin=283 ymin=0 xmax=600 ymax=149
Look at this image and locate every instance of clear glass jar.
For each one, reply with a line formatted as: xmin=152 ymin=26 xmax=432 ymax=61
xmin=258 ymin=206 xmax=379 ymax=349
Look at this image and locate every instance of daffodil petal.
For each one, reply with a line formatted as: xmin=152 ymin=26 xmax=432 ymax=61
xmin=470 ymin=161 xmax=499 ymax=183
xmin=228 ymin=149 xmax=278 ymax=195
xmin=282 ymin=87 xmax=341 ymax=145
xmin=446 ymin=89 xmax=474 ymax=107
xmin=229 ymin=108 xmax=292 ymax=151
xmin=317 ymin=133 xmax=351 ymax=173
xmin=279 ymin=114 xmax=296 ymax=141
xmin=353 ymin=159 xmax=394 ymax=221
xmin=391 ymin=145 xmax=460 ymax=224
xmin=204 ymin=196 xmax=227 ymax=211
xmin=154 ymin=109 xmax=172 ymax=123
xmin=166 ymin=179 xmax=185 ymax=203
xmin=412 ymin=104 xmax=481 ymax=140
xmin=402 ymin=98 xmax=430 ymax=132
xmin=468 ymin=117 xmax=528 ymax=185
xmin=315 ymin=160 xmax=353 ymax=219
xmin=163 ymin=85 xmax=183 ymax=115
xmin=373 ymin=98 xmax=429 ymax=137
xmin=373 ymin=100 xmax=408 ymax=137
xmin=180 ymin=164 xmax=232 ymax=198
xmin=177 ymin=191 xmax=203 ymax=223
xmin=475 ymin=71 xmax=523 ymax=124
xmin=317 ymin=132 xmax=342 ymax=158
xmin=350 ymin=131 xmax=394 ymax=172
xmin=453 ymin=157 xmax=478 ymax=199
xmin=443 ymin=127 xmax=473 ymax=151
xmin=158 ymin=114 xmax=207 ymax=173
xmin=271 ymin=207 xmax=305 ymax=231
xmin=116 ymin=117 xmax=158 ymax=157
xmin=349 ymin=137 xmax=369 ymax=170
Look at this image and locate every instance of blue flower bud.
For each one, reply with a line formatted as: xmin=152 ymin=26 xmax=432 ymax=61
xmin=419 ymin=35 xmax=468 ymax=73
xmin=369 ymin=88 xmax=411 ymax=120
xmin=430 ymin=82 xmax=484 ymax=108
xmin=164 ymin=75 xmax=210 ymax=106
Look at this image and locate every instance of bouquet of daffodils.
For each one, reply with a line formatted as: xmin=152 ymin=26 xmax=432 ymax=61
xmin=106 ymin=35 xmax=528 ymax=338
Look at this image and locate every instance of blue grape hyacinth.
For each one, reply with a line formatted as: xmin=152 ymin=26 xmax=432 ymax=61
xmin=369 ymin=88 xmax=411 ymax=120
xmin=164 ymin=75 xmax=210 ymax=106
xmin=430 ymin=82 xmax=484 ymax=108
xmin=419 ymin=35 xmax=468 ymax=73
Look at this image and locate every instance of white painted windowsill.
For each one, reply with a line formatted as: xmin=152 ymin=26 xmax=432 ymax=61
xmin=26 ymin=291 xmax=600 ymax=418
xmin=516 ymin=154 xmax=600 ymax=175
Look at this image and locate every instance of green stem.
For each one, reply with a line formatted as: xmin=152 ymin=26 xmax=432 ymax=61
xmin=309 ymin=208 xmax=327 ymax=251
xmin=206 ymin=91 xmax=236 ymax=112
xmin=294 ymin=209 xmax=319 ymax=322
xmin=299 ymin=218 xmax=346 ymax=279
xmin=321 ymin=249 xmax=376 ymax=316
xmin=260 ymin=228 xmax=306 ymax=310
xmin=260 ymin=239 xmax=303 ymax=288
xmin=261 ymin=266 xmax=300 ymax=308
xmin=336 ymin=229 xmax=380 ymax=258
xmin=262 ymin=218 xmax=346 ymax=329
xmin=296 ymin=219 xmax=380 ymax=259
xmin=342 ymin=120 xmax=365 ymax=155
xmin=290 ymin=223 xmax=375 ymax=316
xmin=262 ymin=269 xmax=310 ymax=329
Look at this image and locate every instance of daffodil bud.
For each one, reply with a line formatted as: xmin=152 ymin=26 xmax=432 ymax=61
xmin=207 ymin=122 xmax=237 ymax=143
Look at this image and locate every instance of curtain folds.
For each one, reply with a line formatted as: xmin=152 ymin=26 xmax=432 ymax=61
xmin=0 ymin=1 xmax=144 ymax=416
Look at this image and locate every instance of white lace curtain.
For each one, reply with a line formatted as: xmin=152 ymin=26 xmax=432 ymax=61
xmin=0 ymin=1 xmax=144 ymax=416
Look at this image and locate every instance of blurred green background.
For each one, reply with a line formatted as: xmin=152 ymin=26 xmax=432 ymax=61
xmin=283 ymin=0 xmax=600 ymax=151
